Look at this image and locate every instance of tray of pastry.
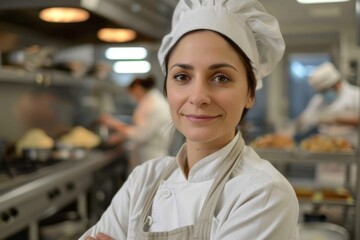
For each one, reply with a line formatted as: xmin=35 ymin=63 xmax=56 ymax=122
xmin=251 ymin=134 xmax=356 ymax=163
xmin=294 ymin=187 xmax=354 ymax=205
xmin=294 ymin=186 xmax=354 ymax=205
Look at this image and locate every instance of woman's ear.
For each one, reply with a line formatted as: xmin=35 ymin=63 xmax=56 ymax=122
xmin=245 ymin=96 xmax=255 ymax=109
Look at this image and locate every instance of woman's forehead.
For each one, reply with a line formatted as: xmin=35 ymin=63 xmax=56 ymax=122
xmin=168 ymin=31 xmax=245 ymax=70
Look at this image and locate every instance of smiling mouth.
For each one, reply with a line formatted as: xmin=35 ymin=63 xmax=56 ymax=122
xmin=183 ymin=114 xmax=220 ymax=122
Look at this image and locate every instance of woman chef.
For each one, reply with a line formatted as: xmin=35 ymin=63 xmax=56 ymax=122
xmin=81 ymin=0 xmax=299 ymax=239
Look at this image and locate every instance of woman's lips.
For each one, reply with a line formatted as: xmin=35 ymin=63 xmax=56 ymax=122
xmin=184 ymin=114 xmax=220 ymax=122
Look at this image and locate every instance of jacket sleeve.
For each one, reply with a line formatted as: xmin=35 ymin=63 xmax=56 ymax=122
xmin=297 ymin=94 xmax=323 ymax=133
xmin=214 ymin=181 xmax=299 ymax=240
xmin=78 ymin=158 xmax=169 ymax=240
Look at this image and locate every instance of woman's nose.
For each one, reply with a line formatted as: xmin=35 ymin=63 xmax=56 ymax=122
xmin=188 ymin=79 xmax=211 ymax=106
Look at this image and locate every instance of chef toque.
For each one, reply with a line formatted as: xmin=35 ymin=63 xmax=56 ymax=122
xmin=158 ymin=0 xmax=285 ymax=90
xmin=308 ymin=62 xmax=341 ymax=91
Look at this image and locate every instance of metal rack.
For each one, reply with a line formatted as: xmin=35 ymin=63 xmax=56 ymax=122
xmin=0 ymin=67 xmax=116 ymax=90
xmin=256 ymin=148 xmax=359 ymax=239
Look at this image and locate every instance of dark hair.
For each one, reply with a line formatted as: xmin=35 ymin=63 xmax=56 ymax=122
xmin=162 ymin=30 xmax=257 ymax=121
xmin=129 ymin=76 xmax=155 ymax=91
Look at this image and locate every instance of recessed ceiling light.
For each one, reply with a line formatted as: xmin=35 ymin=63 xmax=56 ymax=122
xmin=105 ymin=47 xmax=148 ymax=60
xmin=97 ymin=28 xmax=137 ymax=43
xmin=297 ymin=0 xmax=350 ymax=3
xmin=39 ymin=7 xmax=90 ymax=23
xmin=113 ymin=61 xmax=151 ymax=73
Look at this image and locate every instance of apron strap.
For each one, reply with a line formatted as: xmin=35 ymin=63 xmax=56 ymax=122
xmin=194 ymin=136 xmax=245 ymax=239
xmin=139 ymin=158 xmax=178 ymax=226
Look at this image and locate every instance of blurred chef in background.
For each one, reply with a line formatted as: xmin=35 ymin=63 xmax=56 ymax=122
xmin=296 ymin=61 xmax=360 ymax=147
xmin=100 ymin=76 xmax=172 ymax=169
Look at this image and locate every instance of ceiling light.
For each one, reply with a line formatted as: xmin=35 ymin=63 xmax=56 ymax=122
xmin=39 ymin=7 xmax=90 ymax=23
xmin=97 ymin=28 xmax=137 ymax=43
xmin=113 ymin=61 xmax=151 ymax=73
xmin=105 ymin=47 xmax=148 ymax=60
xmin=297 ymin=0 xmax=350 ymax=3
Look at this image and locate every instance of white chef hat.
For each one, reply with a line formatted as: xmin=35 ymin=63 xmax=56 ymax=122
xmin=158 ymin=0 xmax=285 ymax=90
xmin=308 ymin=62 xmax=341 ymax=91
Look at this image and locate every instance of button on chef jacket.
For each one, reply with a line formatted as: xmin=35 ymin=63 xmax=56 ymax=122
xmin=80 ymin=133 xmax=299 ymax=240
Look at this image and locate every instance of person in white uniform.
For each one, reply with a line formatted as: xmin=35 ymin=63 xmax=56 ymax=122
xmin=81 ymin=0 xmax=299 ymax=239
xmin=296 ymin=61 xmax=360 ymax=146
xmin=296 ymin=62 xmax=360 ymax=187
xmin=100 ymin=76 xmax=173 ymax=168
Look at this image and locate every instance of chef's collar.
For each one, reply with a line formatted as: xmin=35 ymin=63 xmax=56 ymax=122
xmin=176 ymin=132 xmax=240 ymax=182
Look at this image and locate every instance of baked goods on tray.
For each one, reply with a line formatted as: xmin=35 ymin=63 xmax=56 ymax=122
xmin=300 ymin=134 xmax=353 ymax=153
xmin=250 ymin=134 xmax=295 ymax=150
xmin=321 ymin=188 xmax=351 ymax=200
xmin=294 ymin=187 xmax=352 ymax=201
xmin=294 ymin=187 xmax=315 ymax=199
xmin=58 ymin=126 xmax=100 ymax=149
xmin=16 ymin=128 xmax=54 ymax=156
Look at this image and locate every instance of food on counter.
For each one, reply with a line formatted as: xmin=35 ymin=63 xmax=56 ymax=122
xmin=294 ymin=187 xmax=314 ymax=199
xmin=300 ymin=134 xmax=353 ymax=153
xmin=322 ymin=188 xmax=351 ymax=200
xmin=250 ymin=134 xmax=295 ymax=150
xmin=294 ymin=187 xmax=352 ymax=202
xmin=58 ymin=126 xmax=100 ymax=149
xmin=16 ymin=128 xmax=54 ymax=156
xmin=294 ymin=187 xmax=352 ymax=203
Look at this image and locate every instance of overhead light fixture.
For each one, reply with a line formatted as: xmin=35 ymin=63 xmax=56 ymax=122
xmin=97 ymin=28 xmax=137 ymax=43
xmin=297 ymin=0 xmax=350 ymax=3
xmin=113 ymin=61 xmax=151 ymax=73
xmin=105 ymin=47 xmax=148 ymax=60
xmin=39 ymin=7 xmax=90 ymax=23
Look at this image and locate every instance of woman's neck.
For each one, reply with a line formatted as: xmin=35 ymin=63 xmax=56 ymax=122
xmin=184 ymin=134 xmax=235 ymax=176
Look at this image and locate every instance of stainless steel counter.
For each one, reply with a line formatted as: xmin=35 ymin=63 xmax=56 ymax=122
xmin=0 ymin=149 xmax=123 ymax=239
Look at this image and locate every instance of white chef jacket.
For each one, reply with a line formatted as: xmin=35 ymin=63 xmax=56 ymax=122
xmin=299 ymin=81 xmax=360 ymax=146
xmin=80 ymin=133 xmax=299 ymax=240
xmin=125 ymin=88 xmax=172 ymax=165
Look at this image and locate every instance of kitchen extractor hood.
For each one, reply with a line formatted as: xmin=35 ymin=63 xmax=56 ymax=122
xmin=0 ymin=0 xmax=176 ymax=51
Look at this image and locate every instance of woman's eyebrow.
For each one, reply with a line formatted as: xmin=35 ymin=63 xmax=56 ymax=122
xmin=170 ymin=63 xmax=193 ymax=70
xmin=209 ymin=63 xmax=238 ymax=71
xmin=170 ymin=63 xmax=238 ymax=71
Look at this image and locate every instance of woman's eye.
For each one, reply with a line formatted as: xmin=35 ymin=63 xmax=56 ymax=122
xmin=174 ymin=74 xmax=189 ymax=82
xmin=214 ymin=74 xmax=230 ymax=83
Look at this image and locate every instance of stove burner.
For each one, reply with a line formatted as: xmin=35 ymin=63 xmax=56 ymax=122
xmin=1 ymin=157 xmax=60 ymax=177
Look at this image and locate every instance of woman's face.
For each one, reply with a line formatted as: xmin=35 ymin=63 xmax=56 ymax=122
xmin=166 ymin=31 xmax=254 ymax=146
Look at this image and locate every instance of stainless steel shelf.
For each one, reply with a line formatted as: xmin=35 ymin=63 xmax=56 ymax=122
xmin=0 ymin=67 xmax=115 ymax=89
xmin=255 ymin=147 xmax=359 ymax=239
xmin=255 ymin=148 xmax=357 ymax=164
xmin=298 ymin=198 xmax=355 ymax=207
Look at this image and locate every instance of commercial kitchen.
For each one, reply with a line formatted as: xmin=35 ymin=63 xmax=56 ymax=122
xmin=0 ymin=0 xmax=359 ymax=239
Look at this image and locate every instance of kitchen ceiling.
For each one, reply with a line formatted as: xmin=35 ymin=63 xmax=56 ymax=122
xmin=0 ymin=0 xmax=356 ymax=53
xmin=0 ymin=0 xmax=177 ymax=52
xmin=259 ymin=0 xmax=355 ymax=32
